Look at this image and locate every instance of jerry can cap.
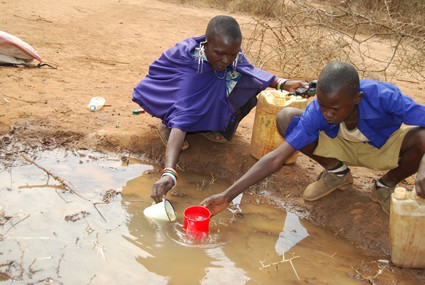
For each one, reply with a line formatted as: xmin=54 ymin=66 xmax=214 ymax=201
xmin=393 ymin=187 xmax=407 ymax=200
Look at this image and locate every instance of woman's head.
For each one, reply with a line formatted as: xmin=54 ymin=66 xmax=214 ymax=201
xmin=204 ymin=15 xmax=242 ymax=72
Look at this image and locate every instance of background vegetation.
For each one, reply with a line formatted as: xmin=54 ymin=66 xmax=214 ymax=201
xmin=170 ymin=0 xmax=425 ymax=82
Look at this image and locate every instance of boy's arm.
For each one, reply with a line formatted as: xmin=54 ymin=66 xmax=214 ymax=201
xmin=201 ymin=142 xmax=296 ymax=215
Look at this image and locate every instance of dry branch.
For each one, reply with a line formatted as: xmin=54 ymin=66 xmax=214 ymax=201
xmin=19 ymin=153 xmax=88 ymax=200
xmin=259 ymin=251 xmax=301 ymax=280
xmin=92 ymin=189 xmax=122 ymax=223
xmin=355 ymin=265 xmax=387 ymax=284
xmin=240 ymin=0 xmax=425 ymax=81
xmin=3 ymin=213 xmax=30 ymax=236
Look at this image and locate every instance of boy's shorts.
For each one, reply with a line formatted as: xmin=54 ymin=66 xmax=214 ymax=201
xmin=313 ymin=127 xmax=412 ymax=170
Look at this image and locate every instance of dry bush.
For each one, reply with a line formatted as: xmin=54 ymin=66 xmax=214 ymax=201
xmin=241 ymin=0 xmax=425 ymax=81
xmin=168 ymin=0 xmax=425 ymax=81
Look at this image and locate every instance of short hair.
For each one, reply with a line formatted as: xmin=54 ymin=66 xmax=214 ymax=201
xmin=317 ymin=61 xmax=360 ymax=96
xmin=205 ymin=15 xmax=242 ymax=42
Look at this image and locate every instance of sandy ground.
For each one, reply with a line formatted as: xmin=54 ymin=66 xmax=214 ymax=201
xmin=1 ymin=0 xmax=425 ymax=283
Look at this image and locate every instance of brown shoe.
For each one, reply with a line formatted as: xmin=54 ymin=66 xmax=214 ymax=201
xmin=303 ymin=170 xmax=353 ymax=201
xmin=157 ymin=123 xmax=189 ymax=151
xmin=370 ymin=181 xmax=395 ymax=215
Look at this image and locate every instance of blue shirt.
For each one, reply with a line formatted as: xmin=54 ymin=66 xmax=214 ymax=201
xmin=285 ymin=80 xmax=425 ymax=150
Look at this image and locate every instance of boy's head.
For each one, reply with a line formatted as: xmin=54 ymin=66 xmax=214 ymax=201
xmin=204 ymin=15 xmax=242 ymax=72
xmin=317 ymin=61 xmax=359 ymax=95
xmin=316 ymin=61 xmax=362 ymax=125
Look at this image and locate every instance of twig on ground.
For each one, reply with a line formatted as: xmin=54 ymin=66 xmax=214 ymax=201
xmin=85 ymin=221 xmax=94 ymax=235
xmin=209 ymin=172 xmax=217 ymax=186
xmin=0 ymin=261 xmax=22 ymax=281
xmin=83 ymin=56 xmax=130 ymax=66
xmin=2 ymin=94 xmax=43 ymax=104
xmin=3 ymin=213 xmax=30 ymax=235
xmin=28 ymin=258 xmax=43 ymax=278
xmin=93 ymin=233 xmax=106 ymax=261
xmin=259 ymin=251 xmax=301 ymax=280
xmin=88 ymin=274 xmax=97 ymax=284
xmin=6 ymin=236 xmax=50 ymax=240
xmin=93 ymin=204 xmax=107 ymax=223
xmin=0 ymin=270 xmax=12 ymax=280
xmin=92 ymin=189 xmax=121 ymax=223
xmin=13 ymin=14 xmax=53 ymax=23
xmin=196 ymin=180 xmax=207 ymax=190
xmin=18 ymin=184 xmax=64 ymax=190
xmin=31 ymin=277 xmax=63 ymax=284
xmin=19 ymin=153 xmax=88 ymax=200
xmin=355 ymin=265 xmax=387 ymax=284
xmin=56 ymin=251 xmax=64 ymax=278
xmin=17 ymin=239 xmax=25 ymax=279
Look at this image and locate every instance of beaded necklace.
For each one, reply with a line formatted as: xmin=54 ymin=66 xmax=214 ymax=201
xmin=214 ymin=70 xmax=226 ymax=80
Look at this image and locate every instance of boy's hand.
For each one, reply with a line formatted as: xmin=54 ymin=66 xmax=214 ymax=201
xmin=201 ymin=193 xmax=230 ymax=216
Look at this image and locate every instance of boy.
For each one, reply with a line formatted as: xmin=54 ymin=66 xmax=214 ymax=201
xmin=202 ymin=61 xmax=425 ymax=215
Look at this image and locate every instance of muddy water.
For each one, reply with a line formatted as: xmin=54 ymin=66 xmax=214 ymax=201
xmin=0 ymin=150 xmax=388 ymax=284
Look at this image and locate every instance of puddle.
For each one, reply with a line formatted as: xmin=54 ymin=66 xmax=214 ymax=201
xmin=0 ymin=150 xmax=393 ymax=284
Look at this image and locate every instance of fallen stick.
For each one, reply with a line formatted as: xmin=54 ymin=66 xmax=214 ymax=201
xmin=4 ymin=213 xmax=30 ymax=235
xmin=260 ymin=252 xmax=301 ymax=280
xmin=19 ymin=153 xmax=88 ymax=200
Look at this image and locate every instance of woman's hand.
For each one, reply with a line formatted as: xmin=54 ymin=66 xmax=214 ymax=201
xmin=282 ymin=80 xmax=309 ymax=92
xmin=150 ymin=127 xmax=186 ymax=203
xmin=151 ymin=175 xmax=175 ymax=203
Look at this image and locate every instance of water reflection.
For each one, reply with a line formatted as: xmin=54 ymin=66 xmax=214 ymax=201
xmin=0 ymin=150 xmax=397 ymax=284
xmin=275 ymin=212 xmax=309 ymax=254
xmin=203 ymin=247 xmax=250 ymax=285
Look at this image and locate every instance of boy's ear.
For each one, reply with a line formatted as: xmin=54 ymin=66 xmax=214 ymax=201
xmin=355 ymin=91 xmax=364 ymax=104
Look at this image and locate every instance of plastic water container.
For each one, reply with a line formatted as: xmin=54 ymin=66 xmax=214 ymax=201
xmin=250 ymin=90 xmax=307 ymax=163
xmin=88 ymin=96 xmax=105 ymax=111
xmin=390 ymin=187 xmax=425 ymax=268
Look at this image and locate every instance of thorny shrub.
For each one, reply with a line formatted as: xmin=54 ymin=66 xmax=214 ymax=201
xmin=170 ymin=0 xmax=425 ymax=81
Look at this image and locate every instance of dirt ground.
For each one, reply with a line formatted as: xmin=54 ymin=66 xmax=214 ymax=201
xmin=1 ymin=0 xmax=424 ymax=283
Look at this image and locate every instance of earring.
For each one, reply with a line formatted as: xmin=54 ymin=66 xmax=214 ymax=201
xmin=196 ymin=41 xmax=207 ymax=74
xmin=232 ymin=52 xmax=241 ymax=69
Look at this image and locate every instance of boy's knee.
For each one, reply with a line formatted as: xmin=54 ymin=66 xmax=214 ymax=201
xmin=403 ymin=127 xmax=425 ymax=153
xmin=414 ymin=128 xmax=425 ymax=152
xmin=276 ymin=107 xmax=303 ymax=138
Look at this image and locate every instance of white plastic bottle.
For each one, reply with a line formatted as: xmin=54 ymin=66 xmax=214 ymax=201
xmin=88 ymin=96 xmax=106 ymax=111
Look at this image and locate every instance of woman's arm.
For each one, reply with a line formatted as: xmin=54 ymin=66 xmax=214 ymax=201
xmin=151 ymin=128 xmax=187 ymax=203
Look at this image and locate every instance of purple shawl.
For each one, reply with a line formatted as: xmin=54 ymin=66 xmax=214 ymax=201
xmin=132 ymin=36 xmax=275 ymax=132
